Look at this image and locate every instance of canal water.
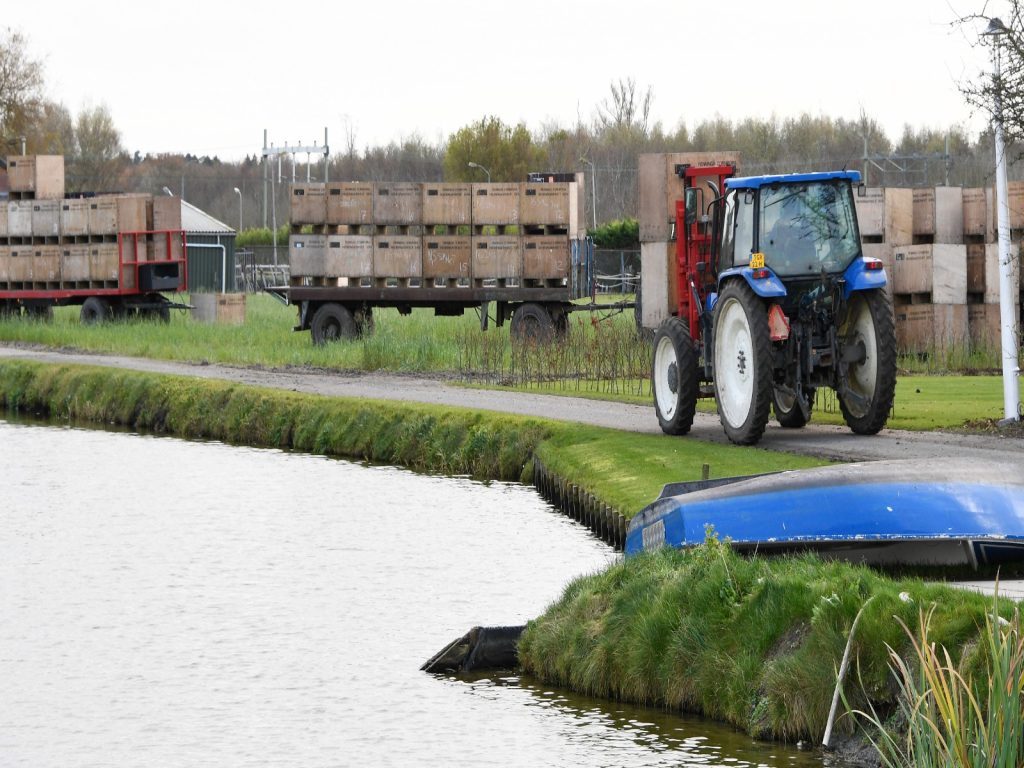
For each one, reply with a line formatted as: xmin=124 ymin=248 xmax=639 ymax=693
xmin=0 ymin=418 xmax=836 ymax=767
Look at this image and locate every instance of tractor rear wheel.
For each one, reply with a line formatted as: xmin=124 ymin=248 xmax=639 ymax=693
xmin=773 ymin=386 xmax=814 ymax=428
xmin=651 ymin=317 xmax=699 ymax=435
xmin=838 ymin=289 xmax=896 ymax=434
xmin=712 ymin=280 xmax=772 ymax=445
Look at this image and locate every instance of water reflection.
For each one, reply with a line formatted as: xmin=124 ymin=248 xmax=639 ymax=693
xmin=0 ymin=417 xmax=835 ymax=767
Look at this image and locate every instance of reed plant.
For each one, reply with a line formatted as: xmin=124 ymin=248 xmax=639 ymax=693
xmin=853 ymin=598 xmax=1024 ymax=768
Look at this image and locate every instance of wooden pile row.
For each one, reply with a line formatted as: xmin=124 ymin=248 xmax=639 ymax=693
xmin=1 ymin=194 xmax=181 ymax=243
xmin=289 ymin=233 xmax=572 ymax=288
xmin=290 ymin=181 xmax=581 ymax=235
xmin=854 ymin=185 xmax=1024 ymax=352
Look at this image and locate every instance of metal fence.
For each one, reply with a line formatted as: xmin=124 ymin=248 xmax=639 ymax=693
xmin=593 ymin=249 xmax=640 ymax=294
xmin=236 ymin=246 xmax=291 ymax=292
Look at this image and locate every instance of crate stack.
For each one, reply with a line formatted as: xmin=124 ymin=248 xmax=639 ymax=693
xmin=287 ymin=180 xmax=581 ymax=288
xmin=962 ymin=183 xmax=1023 ymax=349
xmin=0 ymin=154 xmax=181 ymax=291
xmin=637 ymin=152 xmax=741 ymax=329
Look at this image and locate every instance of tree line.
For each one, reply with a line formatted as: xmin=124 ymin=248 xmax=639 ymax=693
xmin=2 ymin=29 xmax=1022 ymax=233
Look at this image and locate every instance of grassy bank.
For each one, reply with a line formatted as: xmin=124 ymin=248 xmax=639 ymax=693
xmin=0 ymin=294 xmax=1020 ymax=432
xmin=0 ymin=359 xmax=824 ymax=516
xmin=518 ymin=540 xmax=1014 ymax=746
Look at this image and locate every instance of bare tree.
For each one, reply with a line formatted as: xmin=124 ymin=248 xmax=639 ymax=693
xmin=956 ymin=3 xmax=1024 ymax=145
xmin=72 ymin=104 xmax=124 ymax=192
xmin=0 ymin=28 xmax=45 ymax=150
xmin=596 ymin=78 xmax=653 ymax=136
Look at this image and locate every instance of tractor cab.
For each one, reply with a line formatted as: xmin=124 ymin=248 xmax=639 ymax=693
xmin=715 ymin=171 xmax=863 ymax=278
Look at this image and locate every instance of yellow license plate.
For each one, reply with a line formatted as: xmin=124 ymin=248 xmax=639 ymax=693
xmin=749 ymin=252 xmax=765 ymax=269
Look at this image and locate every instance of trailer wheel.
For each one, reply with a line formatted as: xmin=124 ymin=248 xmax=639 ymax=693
xmin=510 ymin=302 xmax=556 ymax=343
xmin=773 ymin=386 xmax=814 ymax=428
xmin=712 ymin=280 xmax=772 ymax=445
xmin=652 ymin=317 xmax=699 ymax=435
xmin=80 ymin=297 xmax=111 ymax=325
xmin=310 ymin=302 xmax=357 ymax=345
xmin=838 ymin=289 xmax=896 ymax=435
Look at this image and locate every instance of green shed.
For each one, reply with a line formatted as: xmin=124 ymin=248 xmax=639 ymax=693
xmin=181 ymin=200 xmax=237 ymax=293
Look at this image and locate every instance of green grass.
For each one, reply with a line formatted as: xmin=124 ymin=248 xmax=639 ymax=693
xmin=1 ymin=293 xmax=1021 ymax=432
xmin=519 ymin=540 xmax=1015 ymax=743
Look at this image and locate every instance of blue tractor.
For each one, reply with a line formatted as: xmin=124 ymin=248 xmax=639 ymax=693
xmin=651 ymin=166 xmax=896 ymax=445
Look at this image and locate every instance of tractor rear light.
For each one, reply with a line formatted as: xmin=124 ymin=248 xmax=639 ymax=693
xmin=768 ymin=304 xmax=790 ymax=341
xmin=864 ymin=259 xmax=883 ymax=271
xmin=751 ymin=268 xmax=770 ymax=279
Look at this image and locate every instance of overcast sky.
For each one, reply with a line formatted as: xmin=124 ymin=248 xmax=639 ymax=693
xmin=3 ymin=0 xmax=1007 ymax=160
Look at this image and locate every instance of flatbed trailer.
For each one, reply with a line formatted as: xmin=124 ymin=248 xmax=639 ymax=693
xmin=0 ymin=230 xmax=189 ymax=323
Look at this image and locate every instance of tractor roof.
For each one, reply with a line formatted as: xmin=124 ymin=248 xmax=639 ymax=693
xmin=726 ymin=170 xmax=861 ymax=190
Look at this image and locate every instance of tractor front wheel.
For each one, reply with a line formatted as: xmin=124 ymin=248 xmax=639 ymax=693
xmin=651 ymin=317 xmax=699 ymax=435
xmin=838 ymin=289 xmax=896 ymax=434
xmin=712 ymin=281 xmax=773 ymax=445
xmin=772 ymin=386 xmax=814 ymax=428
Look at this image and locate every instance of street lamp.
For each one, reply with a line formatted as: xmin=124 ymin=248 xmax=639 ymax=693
xmin=233 ymin=187 xmax=243 ymax=233
xmin=982 ymin=16 xmax=1020 ymax=424
xmin=579 ymin=157 xmax=598 ymax=229
xmin=467 ymin=161 xmax=491 ymax=182
xmin=161 ymin=186 xmax=174 ymax=196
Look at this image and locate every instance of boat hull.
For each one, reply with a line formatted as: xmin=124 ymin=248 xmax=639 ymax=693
xmin=625 ymin=459 xmax=1024 ymax=568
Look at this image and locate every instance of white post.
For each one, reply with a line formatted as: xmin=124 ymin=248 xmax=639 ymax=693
xmin=990 ymin=26 xmax=1021 ymax=424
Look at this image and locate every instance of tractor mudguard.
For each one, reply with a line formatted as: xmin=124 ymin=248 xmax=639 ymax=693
xmin=716 ymin=266 xmax=787 ymax=299
xmin=841 ymin=256 xmax=888 ymax=299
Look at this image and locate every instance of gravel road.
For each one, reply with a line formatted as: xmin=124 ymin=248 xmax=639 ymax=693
xmin=2 ymin=343 xmax=1021 ymax=464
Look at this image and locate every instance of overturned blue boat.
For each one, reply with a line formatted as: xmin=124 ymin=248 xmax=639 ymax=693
xmin=625 ymin=459 xmax=1024 ymax=568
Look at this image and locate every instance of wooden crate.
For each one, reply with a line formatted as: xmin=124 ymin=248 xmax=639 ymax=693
xmin=862 ymin=243 xmax=894 ymax=296
xmin=88 ymin=196 xmax=118 ymax=235
xmin=962 ymin=188 xmax=992 ymax=240
xmin=8 ymin=247 xmax=33 ymax=281
xmin=290 ymin=184 xmax=327 ymax=225
xmin=523 ymin=235 xmax=570 ymax=279
xmin=326 ymin=182 xmax=373 ymax=226
xmin=7 ymin=201 xmax=32 ymax=237
xmin=893 ymin=244 xmax=966 ymax=303
xmin=373 ymin=235 xmax=422 ymax=277
xmin=0 ymin=246 xmax=9 ymax=281
xmin=373 ymin=183 xmax=423 ymax=225
xmin=471 ymin=236 xmax=521 ymax=279
xmin=191 ymin=292 xmax=246 ymax=325
xmin=32 ymin=200 xmax=60 ymax=238
xmin=288 ymin=234 xmax=327 ymax=277
xmin=912 ymin=187 xmax=963 ymax=242
xmin=6 ymin=155 xmax=64 ymax=199
xmin=0 ymin=201 xmax=6 ymax=238
xmin=1007 ymin=180 xmax=1024 ymax=230
xmin=152 ymin=196 xmax=182 ymax=231
xmin=968 ymin=303 xmax=1002 ymax=348
xmin=638 ymin=152 xmax=741 ymax=242
xmin=89 ymin=243 xmax=120 ymax=282
xmin=472 ymin=184 xmax=520 ymax=226
xmin=115 ymin=195 xmax=149 ymax=233
xmin=61 ymin=199 xmax=90 ymax=237
xmin=854 ymin=187 xmax=912 ymax=244
xmin=520 ymin=183 xmax=579 ymax=232
xmin=61 ymin=245 xmax=90 ymax=282
xmin=638 ymin=241 xmax=677 ymax=329
xmin=422 ymin=184 xmax=471 ymax=226
xmin=894 ymin=301 xmax=968 ymax=351
xmin=422 ymin=235 xmax=471 ymax=279
xmin=967 ymin=242 xmax=1021 ymax=302
xmin=33 ymin=246 xmax=60 ymax=282
xmin=325 ymin=235 xmax=373 ymax=277
xmin=150 ymin=232 xmax=185 ymax=263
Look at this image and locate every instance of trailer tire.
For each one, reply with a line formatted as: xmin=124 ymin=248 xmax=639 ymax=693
xmin=652 ymin=317 xmax=699 ymax=435
xmin=712 ymin=280 xmax=772 ymax=445
xmin=510 ymin=302 xmax=556 ymax=343
xmin=310 ymin=302 xmax=357 ymax=345
xmin=80 ymin=297 xmax=111 ymax=325
xmin=773 ymin=386 xmax=814 ymax=428
xmin=838 ymin=289 xmax=896 ymax=435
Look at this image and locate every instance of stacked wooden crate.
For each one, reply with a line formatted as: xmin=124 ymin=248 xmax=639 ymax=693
xmin=0 ymin=154 xmax=181 ymax=290
xmin=637 ymin=152 xmax=741 ymax=329
xmin=962 ymin=182 xmax=1023 ymax=350
xmin=287 ymin=181 xmax=580 ymax=287
xmin=888 ymin=187 xmax=966 ymax=351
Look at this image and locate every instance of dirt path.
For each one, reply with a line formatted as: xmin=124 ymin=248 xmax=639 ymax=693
xmin=2 ymin=343 xmax=1020 ymax=463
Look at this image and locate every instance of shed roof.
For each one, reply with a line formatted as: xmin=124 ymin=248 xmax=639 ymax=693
xmin=181 ymin=198 xmax=235 ymax=235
